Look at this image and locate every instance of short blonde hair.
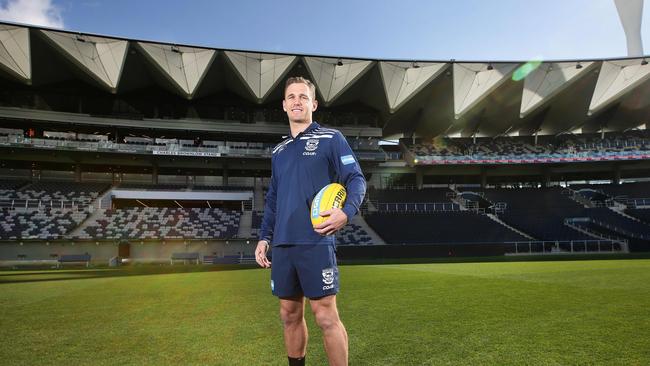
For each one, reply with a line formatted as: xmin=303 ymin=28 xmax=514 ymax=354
xmin=284 ymin=76 xmax=316 ymax=99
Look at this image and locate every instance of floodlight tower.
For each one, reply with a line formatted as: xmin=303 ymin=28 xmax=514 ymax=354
xmin=614 ymin=0 xmax=644 ymax=57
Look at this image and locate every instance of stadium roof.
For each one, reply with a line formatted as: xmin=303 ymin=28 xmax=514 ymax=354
xmin=1 ymin=21 xmax=649 ymax=139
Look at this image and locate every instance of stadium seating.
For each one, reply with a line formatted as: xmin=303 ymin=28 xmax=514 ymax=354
xmin=627 ymin=209 xmax=650 ymax=224
xmin=584 ymin=208 xmax=650 ymax=239
xmin=1 ymin=181 xmax=110 ymax=207
xmin=571 ymin=182 xmax=650 ymax=207
xmin=0 ymin=181 xmax=108 ymax=240
xmin=0 ymin=179 xmax=29 ymax=191
xmin=0 ymin=208 xmax=89 ymax=240
xmin=336 ymin=223 xmax=373 ymax=245
xmin=369 ymin=188 xmax=460 ymax=213
xmin=407 ymin=131 xmax=650 ymax=164
xmin=592 ymin=182 xmax=650 ymax=198
xmin=482 ymin=188 xmax=592 ymax=241
xmin=365 ymin=211 xmax=527 ymax=244
xmin=369 ymin=187 xmax=454 ymax=203
xmin=250 ymin=210 xmax=373 ymax=245
xmin=75 ymin=207 xmax=241 ymax=240
xmin=0 ymin=179 xmax=646 ymax=250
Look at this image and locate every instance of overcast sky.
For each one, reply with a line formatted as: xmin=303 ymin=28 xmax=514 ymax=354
xmin=1 ymin=0 xmax=648 ymax=61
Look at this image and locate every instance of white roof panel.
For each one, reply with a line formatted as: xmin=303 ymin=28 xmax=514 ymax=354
xmin=138 ymin=42 xmax=216 ymax=98
xmin=224 ymin=51 xmax=296 ymax=102
xmin=379 ymin=61 xmax=448 ymax=113
xmin=520 ymin=61 xmax=595 ymax=118
xmin=303 ymin=57 xmax=374 ymax=105
xmin=0 ymin=25 xmax=30 ymax=82
xmin=588 ymin=59 xmax=650 ymax=115
xmin=453 ymin=63 xmax=518 ymax=119
xmin=41 ymin=30 xmax=127 ymax=92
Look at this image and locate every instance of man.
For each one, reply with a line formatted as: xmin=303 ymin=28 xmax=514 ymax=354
xmin=255 ymin=76 xmax=366 ymax=366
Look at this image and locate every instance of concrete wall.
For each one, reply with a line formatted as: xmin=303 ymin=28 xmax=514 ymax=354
xmin=0 ymin=242 xmax=117 ymax=261
xmin=0 ymin=240 xmax=256 ymax=264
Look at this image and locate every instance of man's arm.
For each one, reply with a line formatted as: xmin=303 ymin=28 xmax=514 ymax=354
xmin=256 ymin=160 xmax=277 ymax=267
xmin=314 ymin=132 xmax=366 ymax=236
xmin=259 ymin=165 xmax=277 ymax=244
xmin=335 ymin=133 xmax=366 ymax=220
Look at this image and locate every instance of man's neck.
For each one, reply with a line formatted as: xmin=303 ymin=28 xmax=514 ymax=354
xmin=289 ymin=120 xmax=312 ymax=138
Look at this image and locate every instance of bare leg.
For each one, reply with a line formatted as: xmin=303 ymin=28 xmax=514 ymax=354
xmin=280 ymin=296 xmax=308 ymax=358
xmin=310 ymin=295 xmax=348 ymax=366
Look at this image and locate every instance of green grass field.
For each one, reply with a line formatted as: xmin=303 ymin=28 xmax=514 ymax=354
xmin=1 ymin=259 xmax=650 ymax=365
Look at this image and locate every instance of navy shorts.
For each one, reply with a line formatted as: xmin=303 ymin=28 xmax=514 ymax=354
xmin=270 ymin=244 xmax=339 ymax=299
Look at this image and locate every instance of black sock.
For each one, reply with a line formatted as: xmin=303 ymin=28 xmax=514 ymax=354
xmin=288 ymin=355 xmax=305 ymax=366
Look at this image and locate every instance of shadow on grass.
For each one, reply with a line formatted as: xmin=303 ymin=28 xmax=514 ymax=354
xmin=0 ymin=264 xmax=260 ymax=284
xmin=3 ymin=253 xmax=650 ymax=284
xmin=338 ymin=252 xmax=650 ymax=265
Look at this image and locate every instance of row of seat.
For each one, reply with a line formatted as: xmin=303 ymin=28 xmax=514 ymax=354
xmin=75 ymin=207 xmax=241 ymax=240
xmin=0 ymin=181 xmax=110 ymax=206
xmin=0 ymin=208 xmax=89 ymax=240
xmin=250 ymin=210 xmax=373 ymax=245
xmin=409 ymin=131 xmax=650 ymax=159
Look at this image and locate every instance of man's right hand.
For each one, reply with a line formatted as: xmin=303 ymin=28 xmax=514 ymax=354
xmin=255 ymin=240 xmax=271 ymax=268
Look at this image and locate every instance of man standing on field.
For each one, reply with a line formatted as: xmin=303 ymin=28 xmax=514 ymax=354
xmin=255 ymin=76 xmax=366 ymax=366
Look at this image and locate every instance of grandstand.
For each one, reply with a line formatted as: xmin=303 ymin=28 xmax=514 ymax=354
xmin=0 ymin=21 xmax=649 ymax=265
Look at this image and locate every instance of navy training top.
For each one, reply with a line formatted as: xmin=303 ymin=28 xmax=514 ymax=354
xmin=259 ymin=122 xmax=366 ymax=246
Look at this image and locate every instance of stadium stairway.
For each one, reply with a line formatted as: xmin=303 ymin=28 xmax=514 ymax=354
xmin=237 ymin=211 xmax=253 ymax=238
xmin=68 ymin=208 xmax=105 ymax=238
xmin=253 ymin=180 xmax=265 ymax=211
xmin=564 ymin=219 xmax=622 ymax=241
xmin=564 ymin=219 xmax=630 ymax=252
xmin=566 ymin=188 xmax=595 ymax=208
xmin=449 ymin=192 xmax=470 ymax=211
xmin=352 ymin=215 xmax=386 ymax=245
xmin=65 ymin=185 xmax=114 ymax=238
xmin=486 ymin=214 xmax=536 ymax=240
xmin=608 ymin=206 xmax=646 ymax=224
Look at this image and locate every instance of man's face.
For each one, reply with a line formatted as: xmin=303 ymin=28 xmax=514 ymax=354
xmin=283 ymin=82 xmax=317 ymax=124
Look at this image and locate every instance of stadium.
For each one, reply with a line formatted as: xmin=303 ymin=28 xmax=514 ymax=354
xmin=1 ymin=3 xmax=650 ymax=364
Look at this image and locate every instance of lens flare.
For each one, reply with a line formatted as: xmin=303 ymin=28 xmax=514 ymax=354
xmin=512 ymin=59 xmax=543 ymax=81
xmin=432 ymin=135 xmax=447 ymax=149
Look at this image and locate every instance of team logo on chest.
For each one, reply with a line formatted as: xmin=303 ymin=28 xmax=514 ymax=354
xmin=305 ymin=139 xmax=319 ymax=151
xmin=303 ymin=139 xmax=319 ymax=156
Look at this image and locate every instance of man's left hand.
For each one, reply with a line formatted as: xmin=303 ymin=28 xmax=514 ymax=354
xmin=313 ymin=208 xmax=348 ymax=236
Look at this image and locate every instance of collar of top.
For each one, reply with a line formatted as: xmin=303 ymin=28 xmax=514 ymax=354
xmin=291 ymin=121 xmax=320 ymax=139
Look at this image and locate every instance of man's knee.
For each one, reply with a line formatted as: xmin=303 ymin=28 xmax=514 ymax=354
xmin=312 ymin=304 xmax=340 ymax=331
xmin=280 ymin=302 xmax=304 ymax=327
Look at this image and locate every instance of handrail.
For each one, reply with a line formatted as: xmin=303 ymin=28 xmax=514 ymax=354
xmin=0 ymin=136 xmax=386 ymax=161
xmin=565 ymin=217 xmax=646 ymax=240
xmin=0 ymin=198 xmax=100 ymax=211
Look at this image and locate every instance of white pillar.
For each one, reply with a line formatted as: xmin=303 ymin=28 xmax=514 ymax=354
xmin=614 ymin=0 xmax=644 ymax=57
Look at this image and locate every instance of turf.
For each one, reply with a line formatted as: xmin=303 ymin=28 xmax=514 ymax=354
xmin=1 ymin=259 xmax=649 ymax=365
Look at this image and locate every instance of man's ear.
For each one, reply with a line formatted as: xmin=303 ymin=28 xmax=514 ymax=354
xmin=312 ymin=99 xmax=318 ymax=112
xmin=282 ymin=99 xmax=287 ymax=112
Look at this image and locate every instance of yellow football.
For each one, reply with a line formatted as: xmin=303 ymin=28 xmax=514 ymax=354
xmin=310 ymin=183 xmax=347 ymax=227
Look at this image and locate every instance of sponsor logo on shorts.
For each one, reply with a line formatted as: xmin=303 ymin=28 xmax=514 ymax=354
xmin=322 ymin=268 xmax=334 ymax=285
xmin=271 ymin=280 xmax=274 ymax=291
xmin=322 ymin=284 xmax=334 ymax=290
